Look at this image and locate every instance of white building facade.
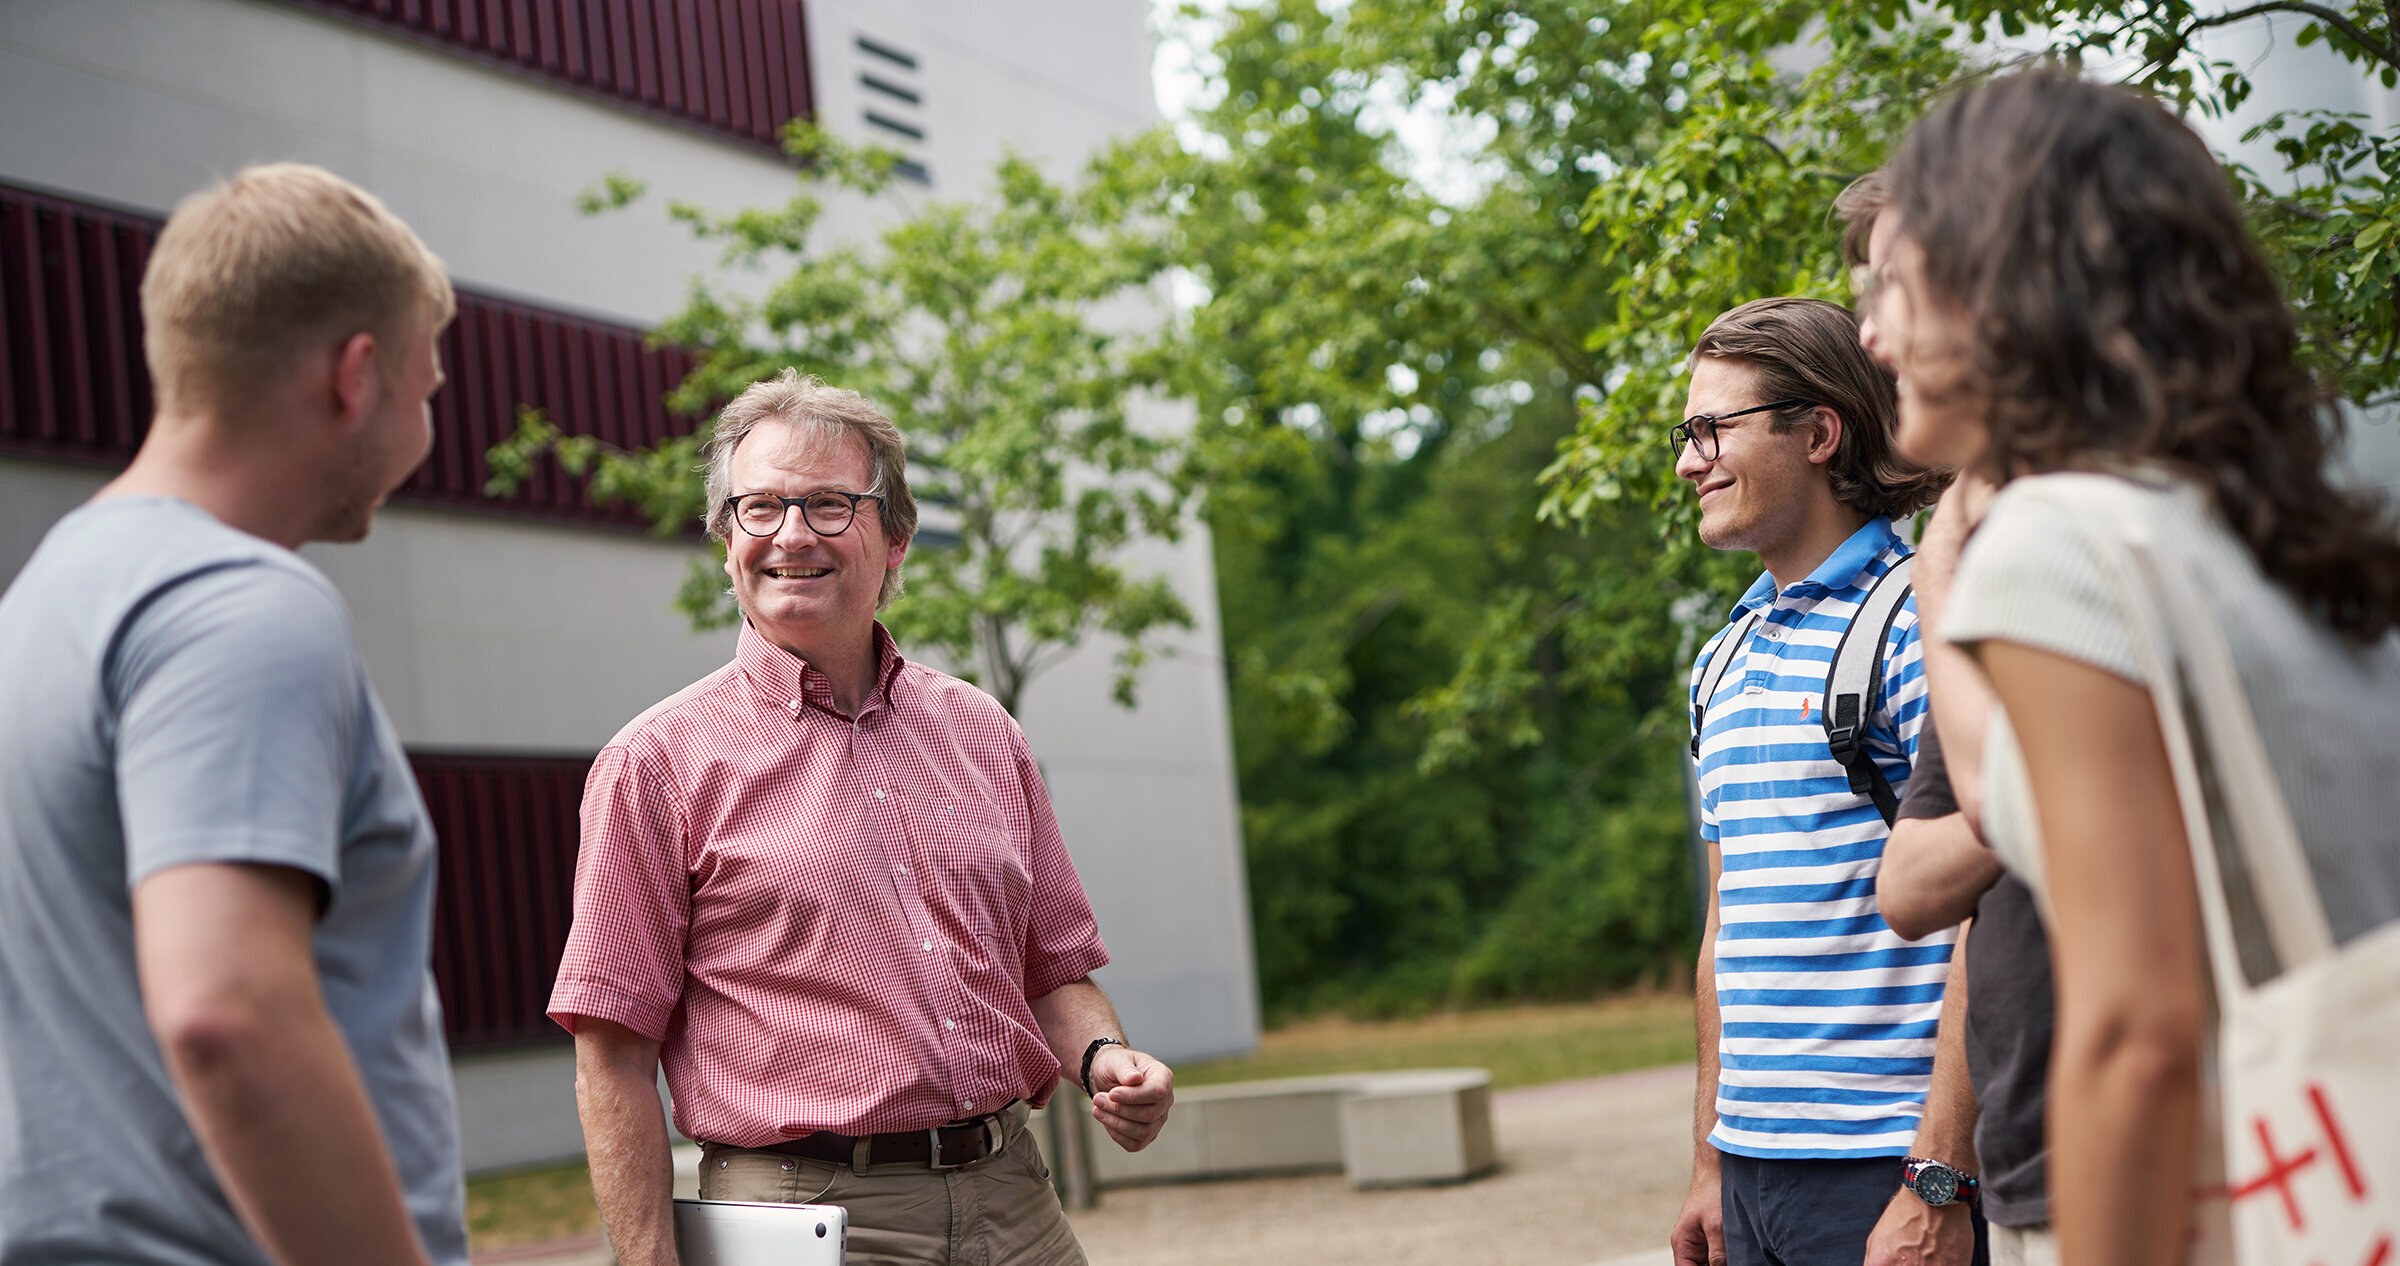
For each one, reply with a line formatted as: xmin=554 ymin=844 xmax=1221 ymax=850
xmin=0 ymin=0 xmax=1257 ymax=1173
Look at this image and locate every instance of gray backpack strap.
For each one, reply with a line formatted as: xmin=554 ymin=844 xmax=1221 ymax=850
xmin=1690 ymin=607 xmax=1766 ymax=759
xmin=1823 ymin=554 xmax=1916 ymax=826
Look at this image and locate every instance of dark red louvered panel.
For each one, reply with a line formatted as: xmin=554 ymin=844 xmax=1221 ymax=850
xmin=0 ymin=181 xmax=706 ymax=532
xmin=413 ymin=751 xmax=592 ymax=1051
xmin=0 ymin=189 xmax=154 ymax=457
xmin=273 ymin=0 xmax=813 ymax=157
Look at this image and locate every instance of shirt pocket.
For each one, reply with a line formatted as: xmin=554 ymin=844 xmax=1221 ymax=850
xmin=921 ymin=791 xmax=1031 ymax=946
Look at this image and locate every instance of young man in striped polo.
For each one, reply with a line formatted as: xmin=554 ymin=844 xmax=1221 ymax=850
xmin=1665 ymin=297 xmax=1978 ymax=1266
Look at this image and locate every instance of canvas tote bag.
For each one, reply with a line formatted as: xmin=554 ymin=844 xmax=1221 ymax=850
xmin=2055 ymin=473 xmax=2400 ymax=1266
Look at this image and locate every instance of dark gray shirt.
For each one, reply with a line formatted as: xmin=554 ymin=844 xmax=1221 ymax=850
xmin=1895 ymin=723 xmax=2051 ymax=1227
xmin=0 ymin=498 xmax=467 ymax=1264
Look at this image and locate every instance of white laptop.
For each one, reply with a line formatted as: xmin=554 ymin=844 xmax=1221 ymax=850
xmin=672 ymin=1197 xmax=849 ymax=1265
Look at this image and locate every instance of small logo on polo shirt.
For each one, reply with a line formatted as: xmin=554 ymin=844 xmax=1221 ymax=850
xmin=1799 ymin=698 xmax=1812 ymax=722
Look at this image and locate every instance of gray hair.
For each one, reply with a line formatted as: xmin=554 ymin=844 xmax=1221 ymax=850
xmin=703 ymin=369 xmax=917 ymax=607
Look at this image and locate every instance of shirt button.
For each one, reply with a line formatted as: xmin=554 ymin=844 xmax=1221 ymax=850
xmin=873 ymin=788 xmax=886 ymax=800
xmin=943 ymin=1018 xmax=956 ymax=1031
xmin=898 ymin=864 xmax=910 ymax=876
xmin=922 ymin=938 xmax=934 ymax=952
xmin=787 ymin=698 xmax=800 ymax=710
xmin=962 ymin=1099 xmax=974 ymax=1110
xmin=1744 ymin=684 xmax=1764 ymax=695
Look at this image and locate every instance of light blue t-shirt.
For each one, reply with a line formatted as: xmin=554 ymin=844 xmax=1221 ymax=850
xmin=0 ymin=497 xmax=467 ymax=1264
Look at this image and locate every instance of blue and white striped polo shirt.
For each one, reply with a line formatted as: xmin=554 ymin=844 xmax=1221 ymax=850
xmin=1690 ymin=516 xmax=1953 ymax=1160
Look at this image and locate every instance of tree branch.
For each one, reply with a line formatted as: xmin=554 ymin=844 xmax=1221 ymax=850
xmin=2187 ymin=2 xmax=2400 ymax=73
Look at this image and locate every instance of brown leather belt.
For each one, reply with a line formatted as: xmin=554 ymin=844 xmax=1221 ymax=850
xmin=748 ymin=1107 xmax=1012 ymax=1171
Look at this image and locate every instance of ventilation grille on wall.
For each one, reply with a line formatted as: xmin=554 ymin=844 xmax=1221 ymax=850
xmin=0 ymin=181 xmax=706 ymax=533
xmin=855 ymin=34 xmax=929 ymax=184
xmin=414 ymin=752 xmax=591 ymax=1051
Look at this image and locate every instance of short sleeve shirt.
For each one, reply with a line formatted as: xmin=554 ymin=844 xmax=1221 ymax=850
xmin=0 ymin=498 xmax=467 ymax=1265
xmin=1895 ymin=723 xmax=2053 ymax=1226
xmin=547 ymin=622 xmax=1110 ymax=1145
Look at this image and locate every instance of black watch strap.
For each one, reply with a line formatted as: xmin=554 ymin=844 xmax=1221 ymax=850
xmin=1080 ymin=1037 xmax=1126 ymax=1095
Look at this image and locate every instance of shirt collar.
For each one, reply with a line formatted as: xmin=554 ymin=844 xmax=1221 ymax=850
xmin=1728 ymin=516 xmax=1905 ymax=618
xmin=736 ymin=620 xmax=906 ymax=719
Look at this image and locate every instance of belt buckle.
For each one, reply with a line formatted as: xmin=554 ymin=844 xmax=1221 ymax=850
xmin=925 ymin=1114 xmax=1004 ymax=1171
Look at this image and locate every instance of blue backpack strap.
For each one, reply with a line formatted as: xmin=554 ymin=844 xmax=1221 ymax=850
xmin=1822 ymin=554 xmax=1915 ymax=827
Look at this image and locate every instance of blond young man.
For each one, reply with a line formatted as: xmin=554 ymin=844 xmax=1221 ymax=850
xmin=0 ymin=164 xmax=467 ymax=1265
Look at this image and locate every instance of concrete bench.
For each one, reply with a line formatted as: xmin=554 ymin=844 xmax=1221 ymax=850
xmin=1049 ymin=1066 xmax=1495 ymax=1189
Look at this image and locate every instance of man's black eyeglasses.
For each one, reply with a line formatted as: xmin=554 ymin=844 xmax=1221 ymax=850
xmin=1669 ymin=399 xmax=1815 ymax=462
xmin=725 ymin=490 xmax=883 ymax=538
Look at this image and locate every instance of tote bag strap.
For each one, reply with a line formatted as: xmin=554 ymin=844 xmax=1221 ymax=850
xmin=2046 ymin=476 xmax=2334 ymax=1002
xmin=2119 ymin=537 xmax=2335 ymax=969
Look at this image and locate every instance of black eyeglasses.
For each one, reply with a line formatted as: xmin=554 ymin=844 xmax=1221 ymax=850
xmin=724 ymin=490 xmax=883 ymax=538
xmin=1669 ymin=399 xmax=1815 ymax=461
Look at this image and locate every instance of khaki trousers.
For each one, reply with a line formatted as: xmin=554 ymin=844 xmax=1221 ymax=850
xmin=696 ymin=1103 xmax=1086 ymax=1266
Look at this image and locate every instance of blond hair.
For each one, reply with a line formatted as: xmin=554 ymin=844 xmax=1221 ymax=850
xmin=140 ymin=163 xmax=454 ymax=415
xmin=702 ymin=369 xmax=918 ymax=607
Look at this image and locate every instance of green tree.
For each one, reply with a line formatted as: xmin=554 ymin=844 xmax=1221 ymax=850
xmin=1155 ymin=0 xmax=1741 ymax=1013
xmin=1167 ymin=0 xmax=2393 ymax=1015
xmin=488 ymin=125 xmax=1194 ymax=714
xmin=1547 ymin=0 xmax=2398 ymax=524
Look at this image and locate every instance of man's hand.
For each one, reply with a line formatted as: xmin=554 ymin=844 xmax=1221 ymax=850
xmin=1670 ymin=1168 xmax=1726 ymax=1266
xmin=1864 ymin=1188 xmax=1976 ymax=1266
xmin=1027 ymin=977 xmax=1176 ymax=1151
xmin=1085 ymin=1045 xmax=1174 ymax=1152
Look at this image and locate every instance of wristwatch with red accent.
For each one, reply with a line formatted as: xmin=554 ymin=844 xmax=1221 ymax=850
xmin=1901 ymin=1157 xmax=1981 ymax=1208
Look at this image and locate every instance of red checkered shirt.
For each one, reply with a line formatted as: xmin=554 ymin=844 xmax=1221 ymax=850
xmin=546 ymin=622 xmax=1110 ymax=1145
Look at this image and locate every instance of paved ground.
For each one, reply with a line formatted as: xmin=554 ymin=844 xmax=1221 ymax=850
xmin=1066 ymin=1063 xmax=1693 ymax=1266
xmin=474 ymin=1063 xmax=1697 ymax=1266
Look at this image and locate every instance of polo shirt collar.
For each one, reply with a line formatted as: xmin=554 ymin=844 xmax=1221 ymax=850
xmin=1727 ymin=516 xmax=1904 ymax=619
xmin=736 ymin=620 xmax=907 ymax=718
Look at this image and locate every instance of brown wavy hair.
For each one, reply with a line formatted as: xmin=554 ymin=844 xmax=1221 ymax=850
xmin=1693 ymin=297 xmax=1949 ymax=520
xmin=1885 ymin=70 xmax=2400 ymax=640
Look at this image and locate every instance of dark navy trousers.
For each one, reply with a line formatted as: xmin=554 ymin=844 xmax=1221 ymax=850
xmin=1719 ymin=1152 xmax=1990 ymax=1266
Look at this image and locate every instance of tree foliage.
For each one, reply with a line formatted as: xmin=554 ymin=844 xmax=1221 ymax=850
xmin=1169 ymin=0 xmax=2394 ymax=1015
xmin=1549 ymin=0 xmax=2398 ymax=527
xmin=488 ymin=124 xmax=1194 ymax=714
xmin=1157 ymin=0 xmax=1727 ymax=1013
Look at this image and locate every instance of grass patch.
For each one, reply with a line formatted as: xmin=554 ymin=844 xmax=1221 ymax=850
xmin=465 ymin=1159 xmax=601 ymax=1252
xmin=1178 ymin=989 xmax=1695 ymax=1091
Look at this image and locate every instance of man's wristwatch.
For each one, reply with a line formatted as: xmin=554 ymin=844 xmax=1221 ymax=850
xmin=1900 ymin=1157 xmax=1981 ymax=1208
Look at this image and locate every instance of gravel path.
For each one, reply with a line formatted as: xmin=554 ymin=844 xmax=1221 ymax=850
xmin=475 ymin=1062 xmax=1696 ymax=1266
xmin=1066 ymin=1063 xmax=1693 ymax=1266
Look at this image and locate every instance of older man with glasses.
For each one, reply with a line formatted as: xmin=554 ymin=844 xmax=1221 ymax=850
xmin=548 ymin=369 xmax=1173 ymax=1266
xmin=1661 ymin=298 xmax=1979 ymax=1266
